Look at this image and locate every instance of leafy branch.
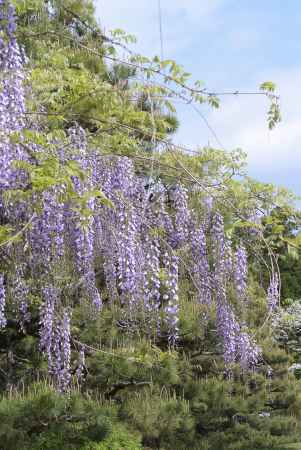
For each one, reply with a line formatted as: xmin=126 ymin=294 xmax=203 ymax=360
xmin=19 ymin=24 xmax=281 ymax=129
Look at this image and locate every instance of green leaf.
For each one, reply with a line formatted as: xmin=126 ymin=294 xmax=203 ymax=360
xmin=260 ymin=81 xmax=276 ymax=92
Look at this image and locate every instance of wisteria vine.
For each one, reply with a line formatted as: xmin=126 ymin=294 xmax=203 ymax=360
xmin=0 ymin=2 xmax=278 ymax=390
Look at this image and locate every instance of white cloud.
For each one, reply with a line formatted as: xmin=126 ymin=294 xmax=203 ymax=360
xmin=207 ymin=68 xmax=301 ymax=171
xmin=175 ymin=68 xmax=301 ymax=193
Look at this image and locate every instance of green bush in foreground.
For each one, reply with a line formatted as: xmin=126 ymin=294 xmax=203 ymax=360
xmin=0 ymin=384 xmax=142 ymax=450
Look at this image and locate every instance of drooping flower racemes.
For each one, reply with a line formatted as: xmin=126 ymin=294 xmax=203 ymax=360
xmin=76 ymin=347 xmax=86 ymax=382
xmin=170 ymin=184 xmax=191 ymax=248
xmin=163 ymin=253 xmax=180 ymax=345
xmin=0 ymin=1 xmax=279 ymax=388
xmin=39 ymin=285 xmax=57 ymax=371
xmin=191 ymin=224 xmax=211 ymax=304
xmin=0 ymin=1 xmax=26 ymax=193
xmin=234 ymin=244 xmax=248 ymax=302
xmin=267 ymin=273 xmax=280 ymax=312
xmin=0 ymin=273 xmax=6 ymax=328
xmin=212 ymin=213 xmax=260 ymax=369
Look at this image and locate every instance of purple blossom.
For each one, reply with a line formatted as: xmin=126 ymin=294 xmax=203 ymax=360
xmin=216 ymin=298 xmax=239 ymax=365
xmin=29 ymin=191 xmax=65 ymax=269
xmin=0 ymin=6 xmax=266 ymax=378
xmin=216 ymin=294 xmax=260 ymax=368
xmin=163 ymin=254 xmax=179 ymax=345
xmin=211 ymin=212 xmax=226 ymax=282
xmin=39 ymin=285 xmax=57 ymax=370
xmin=0 ymin=10 xmax=25 ymax=132
xmin=234 ymin=245 xmax=248 ymax=302
xmin=49 ymin=309 xmax=72 ymax=392
xmin=237 ymin=329 xmax=261 ymax=369
xmin=52 ymin=321 xmax=62 ymax=380
xmin=116 ymin=204 xmax=140 ymax=307
xmin=0 ymin=273 xmax=6 ymax=328
xmin=12 ymin=266 xmax=30 ymax=329
xmin=144 ymin=238 xmax=161 ymax=311
xmin=267 ymin=273 xmax=279 ymax=312
xmin=102 ymin=228 xmax=118 ymax=303
xmin=60 ymin=309 xmax=72 ymax=391
xmin=191 ymin=225 xmax=211 ymax=304
xmin=72 ymin=220 xmax=102 ymax=311
xmin=0 ymin=1 xmax=26 ymax=192
xmin=76 ymin=347 xmax=85 ymax=381
xmin=170 ymin=184 xmax=191 ymax=248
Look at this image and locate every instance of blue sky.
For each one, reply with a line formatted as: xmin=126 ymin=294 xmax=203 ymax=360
xmin=95 ymin=0 xmax=301 ymax=198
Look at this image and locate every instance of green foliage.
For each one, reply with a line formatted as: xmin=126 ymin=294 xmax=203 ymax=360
xmin=261 ymin=206 xmax=301 ymax=300
xmin=0 ymin=224 xmax=14 ymax=245
xmin=122 ymin=390 xmax=195 ymax=450
xmin=260 ymin=81 xmax=276 ymax=93
xmin=0 ymin=383 xmax=142 ymax=450
xmin=260 ymin=81 xmax=281 ymax=129
xmin=0 ymin=2 xmax=300 ymax=450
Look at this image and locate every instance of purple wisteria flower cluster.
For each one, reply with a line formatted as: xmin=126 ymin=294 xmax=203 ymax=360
xmin=0 ymin=1 xmax=277 ymax=389
xmin=234 ymin=245 xmax=248 ymax=302
xmin=191 ymin=225 xmax=211 ymax=304
xmin=163 ymin=253 xmax=180 ymax=345
xmin=11 ymin=265 xmax=30 ymax=329
xmin=267 ymin=273 xmax=280 ymax=313
xmin=0 ymin=273 xmax=7 ymax=329
xmin=0 ymin=1 xmax=26 ymax=192
xmin=212 ymin=213 xmax=261 ymax=368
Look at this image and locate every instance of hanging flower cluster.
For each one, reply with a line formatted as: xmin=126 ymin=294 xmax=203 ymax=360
xmin=234 ymin=245 xmax=248 ymax=302
xmin=11 ymin=265 xmax=30 ymax=329
xmin=0 ymin=2 xmax=276 ymax=390
xmin=76 ymin=347 xmax=86 ymax=381
xmin=212 ymin=213 xmax=261 ymax=368
xmin=0 ymin=274 xmax=6 ymax=329
xmin=170 ymin=184 xmax=191 ymax=247
xmin=267 ymin=273 xmax=280 ymax=312
xmin=191 ymin=225 xmax=211 ymax=304
xmin=163 ymin=254 xmax=180 ymax=345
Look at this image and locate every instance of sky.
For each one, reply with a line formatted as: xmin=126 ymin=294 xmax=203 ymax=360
xmin=95 ymin=0 xmax=301 ymax=199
